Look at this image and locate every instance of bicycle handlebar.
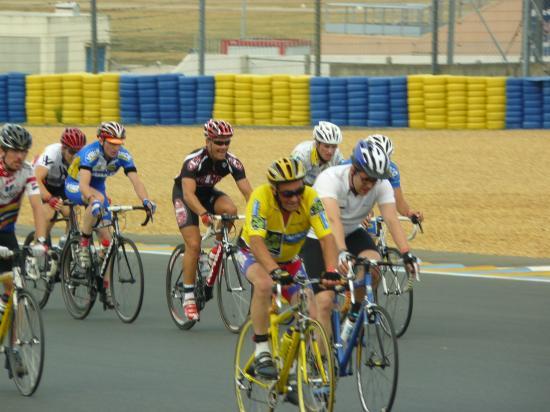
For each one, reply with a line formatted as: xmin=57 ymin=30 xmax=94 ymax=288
xmin=370 ymin=215 xmax=422 ymax=241
xmin=106 ymin=205 xmax=153 ymax=226
xmin=201 ymin=214 xmax=245 ymax=241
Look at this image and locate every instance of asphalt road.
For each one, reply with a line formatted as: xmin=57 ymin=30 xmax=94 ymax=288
xmin=2 ymin=252 xmax=549 ymax=411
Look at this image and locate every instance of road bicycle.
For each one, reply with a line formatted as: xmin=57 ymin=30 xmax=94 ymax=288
xmin=332 ymin=256 xmax=399 ymax=411
xmin=234 ymin=274 xmax=335 ymax=411
xmin=60 ymin=204 xmax=151 ymax=323
xmin=166 ymin=214 xmax=251 ymax=332
xmin=0 ymin=247 xmax=45 ymax=396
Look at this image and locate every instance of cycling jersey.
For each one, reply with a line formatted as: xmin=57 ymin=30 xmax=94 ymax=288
xmin=174 ymin=147 xmax=246 ymax=193
xmin=240 ymin=183 xmax=331 ymax=263
xmin=33 ymin=143 xmax=68 ymax=192
xmin=310 ymin=164 xmax=395 ymax=237
xmin=342 ymin=157 xmax=401 ymax=189
xmin=291 ymin=140 xmax=344 ymax=186
xmin=0 ymin=160 xmax=40 ymax=233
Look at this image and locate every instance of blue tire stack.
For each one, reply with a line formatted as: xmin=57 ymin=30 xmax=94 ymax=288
xmin=7 ymin=72 xmax=26 ymax=123
xmin=0 ymin=74 xmax=7 ymax=122
xmin=179 ymin=76 xmax=197 ymax=125
xmin=347 ymin=77 xmax=368 ymax=127
xmin=543 ymin=78 xmax=550 ymax=129
xmin=367 ymin=77 xmax=391 ymax=127
xmin=196 ymin=76 xmax=215 ymax=124
xmin=158 ymin=74 xmax=180 ymax=125
xmin=138 ymin=75 xmax=159 ymax=125
xmin=119 ymin=75 xmax=140 ymax=125
xmin=505 ymin=78 xmax=523 ymax=129
xmin=309 ymin=77 xmax=330 ymax=125
xmin=522 ymin=78 xmax=543 ymax=129
xmin=329 ymin=77 xmax=348 ymax=126
xmin=390 ymin=77 xmax=408 ymax=127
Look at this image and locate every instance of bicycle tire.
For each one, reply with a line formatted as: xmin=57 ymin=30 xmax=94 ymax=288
xmin=217 ymin=250 xmax=251 ymax=333
xmin=7 ymin=290 xmax=45 ymax=396
xmin=60 ymin=237 xmax=96 ymax=320
xmin=297 ymin=319 xmax=335 ymax=412
xmin=356 ymin=305 xmax=399 ymax=412
xmin=109 ymin=237 xmax=144 ymax=323
xmin=22 ymin=231 xmax=52 ymax=309
xmin=377 ymin=247 xmax=414 ymax=338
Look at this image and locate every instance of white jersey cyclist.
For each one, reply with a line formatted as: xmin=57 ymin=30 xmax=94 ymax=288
xmin=291 ymin=140 xmax=344 ymax=186
xmin=34 ymin=143 xmax=67 ymax=192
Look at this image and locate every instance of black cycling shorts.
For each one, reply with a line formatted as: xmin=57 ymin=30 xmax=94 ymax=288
xmin=45 ymin=183 xmax=67 ymax=199
xmin=0 ymin=232 xmax=19 ymax=273
xmin=172 ymin=182 xmax=226 ymax=229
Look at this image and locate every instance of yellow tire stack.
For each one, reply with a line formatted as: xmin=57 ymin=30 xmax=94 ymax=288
xmin=407 ymin=75 xmax=425 ymax=129
xmin=62 ymin=73 xmax=84 ymax=125
xmin=466 ymin=77 xmax=487 ymax=129
xmin=233 ymin=75 xmax=253 ymax=126
xmin=213 ymin=74 xmax=235 ymax=123
xmin=289 ymin=75 xmax=310 ymax=126
xmin=424 ymin=75 xmax=447 ymax=129
xmin=252 ymin=75 xmax=272 ymax=126
xmin=446 ymin=76 xmax=468 ymax=129
xmin=25 ymin=75 xmax=44 ymax=125
xmin=43 ymin=75 xmax=63 ymax=125
xmin=271 ymin=75 xmax=291 ymax=126
xmin=100 ymin=73 xmax=120 ymax=122
xmin=486 ymin=77 xmax=506 ymax=129
xmin=83 ymin=74 xmax=101 ymax=125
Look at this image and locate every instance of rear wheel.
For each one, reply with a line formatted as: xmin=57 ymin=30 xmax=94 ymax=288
xmin=7 ymin=290 xmax=45 ymax=396
xmin=22 ymin=231 xmax=51 ymax=309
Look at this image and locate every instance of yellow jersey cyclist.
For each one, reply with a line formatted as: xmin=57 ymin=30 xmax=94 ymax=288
xmin=290 ymin=121 xmax=345 ymax=186
xmin=172 ymin=119 xmax=252 ymax=322
xmin=237 ymin=157 xmax=340 ymax=380
xmin=0 ymin=124 xmax=48 ymax=319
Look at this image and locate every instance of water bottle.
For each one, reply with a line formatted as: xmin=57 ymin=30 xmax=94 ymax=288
xmin=206 ymin=244 xmax=221 ymax=287
xmin=340 ymin=311 xmax=358 ymax=344
xmin=198 ymin=251 xmax=210 ymax=280
xmin=279 ymin=326 xmax=294 ymax=361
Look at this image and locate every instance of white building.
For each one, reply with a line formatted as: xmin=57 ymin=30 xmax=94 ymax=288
xmin=0 ymin=2 xmax=110 ymax=74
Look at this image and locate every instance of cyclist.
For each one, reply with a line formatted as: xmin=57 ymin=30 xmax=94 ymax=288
xmin=0 ymin=124 xmax=48 ymax=318
xmin=290 ymin=121 xmax=344 ymax=186
xmin=301 ymin=139 xmax=420 ymax=339
xmin=172 ymin=119 xmax=252 ymax=322
xmin=237 ymin=157 xmax=339 ymax=380
xmin=64 ymin=121 xmax=156 ymax=298
xmin=34 ymin=128 xmax=86 ymax=243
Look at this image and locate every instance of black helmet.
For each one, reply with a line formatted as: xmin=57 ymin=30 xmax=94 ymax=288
xmin=0 ymin=123 xmax=32 ymax=150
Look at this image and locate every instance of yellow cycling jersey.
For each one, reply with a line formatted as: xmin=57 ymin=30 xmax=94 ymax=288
xmin=241 ymin=183 xmax=332 ymax=263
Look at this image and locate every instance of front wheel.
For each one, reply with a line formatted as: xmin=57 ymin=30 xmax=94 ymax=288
xmin=7 ymin=290 xmax=45 ymax=396
xmin=109 ymin=237 xmax=144 ymax=323
xmin=22 ymin=231 xmax=52 ymax=309
xmin=356 ymin=305 xmax=399 ymax=412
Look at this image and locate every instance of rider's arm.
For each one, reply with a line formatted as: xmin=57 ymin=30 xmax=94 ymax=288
xmin=78 ymin=169 xmax=96 ymax=202
xmin=34 ymin=165 xmax=53 ymax=202
xmin=318 ymin=233 xmax=338 ymax=272
xmin=394 ymin=187 xmax=423 ymax=222
xmin=249 ymin=235 xmax=279 ymax=274
xmin=126 ymin=171 xmax=150 ymax=202
xmin=181 ymin=177 xmax=208 ymax=216
xmin=379 ymin=202 xmax=410 ymax=254
xmin=28 ymin=193 xmax=47 ymax=239
xmin=320 ymin=197 xmax=347 ymax=251
xmin=235 ymin=178 xmax=253 ymax=202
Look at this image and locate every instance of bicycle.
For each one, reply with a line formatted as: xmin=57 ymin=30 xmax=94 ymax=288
xmin=366 ymin=215 xmax=422 ymax=337
xmin=60 ymin=204 xmax=151 ymax=323
xmin=234 ymin=274 xmax=335 ymax=411
xmin=0 ymin=247 xmax=45 ymax=396
xmin=332 ymin=256 xmax=399 ymax=412
xmin=166 ymin=214 xmax=251 ymax=333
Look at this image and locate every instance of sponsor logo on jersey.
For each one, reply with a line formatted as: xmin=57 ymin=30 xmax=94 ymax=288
xmin=187 ymin=155 xmax=202 ymax=171
xmin=251 ymin=215 xmax=266 ymax=231
xmin=283 ymin=230 xmax=307 ymax=244
xmin=85 ymin=150 xmax=99 ymax=163
xmin=227 ymin=156 xmax=243 ymax=171
xmin=310 ymin=198 xmax=325 ymax=216
xmin=265 ymin=231 xmax=282 ymax=256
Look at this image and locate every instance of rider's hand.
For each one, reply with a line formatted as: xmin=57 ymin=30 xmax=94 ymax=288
xmin=91 ymin=200 xmax=102 ymax=217
xmin=200 ymin=212 xmax=214 ymax=226
xmin=320 ymin=270 xmax=341 ymax=289
xmin=143 ymin=198 xmax=156 ymax=215
xmin=270 ymin=268 xmax=293 ymax=286
xmin=401 ymin=251 xmax=419 ymax=277
xmin=408 ymin=210 xmax=424 ymax=223
xmin=0 ymin=246 xmax=12 ymax=258
xmin=337 ymin=249 xmax=354 ymax=273
xmin=47 ymin=196 xmax=62 ymax=210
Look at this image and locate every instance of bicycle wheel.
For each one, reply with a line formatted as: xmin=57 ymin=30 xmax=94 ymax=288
xmin=165 ymin=244 xmax=206 ymax=330
xmin=109 ymin=237 xmax=144 ymax=323
xmin=377 ymin=247 xmax=414 ymax=338
xmin=22 ymin=231 xmax=51 ymax=309
xmin=297 ymin=319 xmax=335 ymax=412
xmin=7 ymin=290 xmax=45 ymax=396
xmin=217 ymin=250 xmax=251 ymax=333
xmin=60 ymin=237 xmax=96 ymax=319
xmin=235 ymin=319 xmax=276 ymax=411
xmin=356 ymin=305 xmax=399 ymax=412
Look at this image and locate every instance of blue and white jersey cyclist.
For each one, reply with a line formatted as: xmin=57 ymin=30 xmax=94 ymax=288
xmin=64 ymin=122 xmax=156 ymax=298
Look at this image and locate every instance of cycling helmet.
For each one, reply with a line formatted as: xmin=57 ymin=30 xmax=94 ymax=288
xmin=204 ymin=119 xmax=233 ymax=139
xmin=267 ymin=157 xmax=306 ymax=184
xmin=61 ymin=128 xmax=86 ymax=151
xmin=351 ymin=140 xmax=391 ymax=179
xmin=0 ymin=123 xmax=32 ymax=150
xmin=367 ymin=134 xmax=394 ymax=158
xmin=313 ymin=121 xmax=342 ymax=145
xmin=97 ymin=121 xmax=125 ymax=144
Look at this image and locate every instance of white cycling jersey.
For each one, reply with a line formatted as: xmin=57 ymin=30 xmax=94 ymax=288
xmin=309 ymin=164 xmax=395 ymax=238
xmin=34 ymin=143 xmax=68 ymax=190
xmin=291 ymin=140 xmax=344 ymax=186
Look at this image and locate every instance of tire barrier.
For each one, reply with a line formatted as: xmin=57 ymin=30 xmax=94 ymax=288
xmin=120 ymin=75 xmax=140 ymax=125
xmin=25 ymin=75 xmax=44 ymax=125
xmin=8 ymin=72 xmax=26 ymax=123
xmin=100 ymin=73 xmax=120 ymax=123
xmin=0 ymin=74 xmax=7 ymax=122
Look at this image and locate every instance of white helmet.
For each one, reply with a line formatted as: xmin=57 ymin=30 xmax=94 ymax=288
xmin=351 ymin=140 xmax=391 ymax=179
xmin=367 ymin=134 xmax=394 ymax=158
xmin=313 ymin=121 xmax=342 ymax=145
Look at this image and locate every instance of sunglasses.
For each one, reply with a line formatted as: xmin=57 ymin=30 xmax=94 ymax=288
xmin=278 ymin=186 xmax=305 ymax=198
xmin=358 ymin=175 xmax=378 ymax=185
xmin=211 ymin=140 xmax=231 ymax=147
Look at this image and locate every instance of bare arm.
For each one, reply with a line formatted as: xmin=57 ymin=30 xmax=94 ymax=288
xmin=321 ymin=197 xmax=347 ymax=251
xmin=126 ymin=171 xmax=149 ymax=202
xmin=78 ymin=169 xmax=95 ymax=202
xmin=318 ymin=233 xmax=338 ymax=271
xmin=236 ymin=178 xmax=253 ymax=202
xmin=394 ymin=187 xmax=424 ymax=222
xmin=182 ymin=177 xmax=208 ymax=216
xmin=249 ymin=235 xmax=279 ymax=274
xmin=379 ymin=202 xmax=410 ymax=254
xmin=34 ymin=165 xmax=53 ymax=201
xmin=28 ymin=193 xmax=47 ymax=239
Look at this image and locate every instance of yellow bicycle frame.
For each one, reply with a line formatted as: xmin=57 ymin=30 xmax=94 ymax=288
xmin=0 ymin=273 xmax=14 ymax=342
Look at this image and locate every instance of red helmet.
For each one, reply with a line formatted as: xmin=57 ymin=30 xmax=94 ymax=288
xmin=61 ymin=128 xmax=86 ymax=151
xmin=204 ymin=119 xmax=233 ymax=140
